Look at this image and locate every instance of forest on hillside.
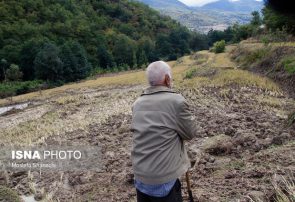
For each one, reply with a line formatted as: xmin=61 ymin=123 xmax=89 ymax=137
xmin=0 ymin=0 xmax=197 ymax=97
xmin=0 ymin=0 xmax=294 ymax=98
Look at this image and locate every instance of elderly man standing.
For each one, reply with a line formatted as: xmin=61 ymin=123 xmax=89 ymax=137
xmin=131 ymin=61 xmax=200 ymax=202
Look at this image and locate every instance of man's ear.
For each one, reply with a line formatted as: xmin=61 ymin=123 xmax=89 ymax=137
xmin=164 ymin=74 xmax=171 ymax=88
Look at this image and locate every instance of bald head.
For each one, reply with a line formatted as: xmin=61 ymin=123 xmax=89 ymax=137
xmin=146 ymin=61 xmax=172 ymax=87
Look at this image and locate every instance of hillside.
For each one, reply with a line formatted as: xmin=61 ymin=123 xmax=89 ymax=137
xmin=136 ymin=0 xmax=263 ymax=32
xmin=0 ymin=0 xmax=193 ymax=94
xmin=231 ymin=40 xmax=295 ymax=98
xmin=200 ymin=0 xmax=264 ymax=12
xmin=166 ymin=8 xmax=251 ymax=33
xmin=0 ymin=41 xmax=294 ymax=201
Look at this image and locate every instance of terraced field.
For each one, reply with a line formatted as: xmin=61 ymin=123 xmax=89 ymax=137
xmin=0 ymin=46 xmax=294 ymax=201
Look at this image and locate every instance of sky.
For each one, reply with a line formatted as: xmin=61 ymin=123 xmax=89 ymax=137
xmin=178 ymin=0 xmax=220 ymax=7
xmin=178 ymin=0 xmax=262 ymax=7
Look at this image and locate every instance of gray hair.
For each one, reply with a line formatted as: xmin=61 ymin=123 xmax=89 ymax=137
xmin=146 ymin=61 xmax=172 ymax=86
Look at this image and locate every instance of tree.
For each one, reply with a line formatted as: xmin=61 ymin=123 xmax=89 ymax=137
xmin=207 ymin=29 xmax=226 ymax=46
xmin=232 ymin=24 xmax=252 ymax=42
xmin=59 ymin=42 xmax=77 ymax=82
xmin=95 ymin=33 xmax=115 ymax=69
xmin=34 ymin=42 xmax=64 ymax=82
xmin=97 ymin=44 xmax=115 ymax=69
xmin=137 ymin=37 xmax=157 ymax=62
xmin=117 ymin=23 xmax=136 ymax=38
xmin=132 ymin=51 xmax=137 ymax=69
xmin=19 ymin=38 xmax=47 ymax=80
xmin=0 ymin=0 xmax=204 ymax=85
xmin=263 ymin=6 xmax=295 ymax=35
xmin=223 ymin=27 xmax=235 ymax=42
xmin=137 ymin=50 xmax=148 ymax=67
xmin=251 ymin=11 xmax=262 ymax=26
xmin=169 ymin=27 xmax=191 ymax=55
xmin=66 ymin=41 xmax=91 ymax=80
xmin=6 ymin=64 xmax=23 ymax=81
xmin=155 ymin=34 xmax=172 ymax=59
xmin=190 ymin=33 xmax=209 ymax=51
xmin=112 ymin=34 xmax=137 ymax=68
xmin=0 ymin=59 xmax=8 ymax=81
xmin=0 ymin=45 xmax=22 ymax=66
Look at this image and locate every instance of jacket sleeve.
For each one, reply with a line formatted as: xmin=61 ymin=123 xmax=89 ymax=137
xmin=176 ymin=99 xmax=201 ymax=140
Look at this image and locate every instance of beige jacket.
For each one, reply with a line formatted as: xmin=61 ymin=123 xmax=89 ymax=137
xmin=131 ymin=86 xmax=200 ymax=185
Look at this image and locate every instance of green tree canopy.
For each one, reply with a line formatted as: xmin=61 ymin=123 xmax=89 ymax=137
xmin=113 ymin=34 xmax=137 ymax=68
xmin=34 ymin=42 xmax=63 ymax=82
xmin=6 ymin=64 xmax=23 ymax=81
xmin=263 ymin=6 xmax=295 ymax=35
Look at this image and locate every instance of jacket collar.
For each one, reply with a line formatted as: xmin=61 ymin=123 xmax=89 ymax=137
xmin=141 ymin=85 xmax=176 ymax=96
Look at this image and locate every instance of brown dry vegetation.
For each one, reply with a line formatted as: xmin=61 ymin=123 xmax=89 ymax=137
xmin=230 ymin=40 xmax=295 ymax=98
xmin=0 ymin=44 xmax=295 ymax=201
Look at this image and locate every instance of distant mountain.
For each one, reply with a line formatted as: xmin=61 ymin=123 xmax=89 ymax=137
xmin=168 ymin=9 xmax=252 ymax=33
xmin=136 ymin=0 xmax=189 ymax=10
xmin=135 ymin=0 xmax=264 ymax=33
xmin=200 ymin=0 xmax=264 ymax=12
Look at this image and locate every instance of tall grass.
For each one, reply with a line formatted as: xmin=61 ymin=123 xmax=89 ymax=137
xmin=280 ymin=56 xmax=295 ymax=75
xmin=288 ymin=112 xmax=295 ymax=126
xmin=272 ymin=174 xmax=295 ymax=202
xmin=247 ymin=174 xmax=295 ymax=202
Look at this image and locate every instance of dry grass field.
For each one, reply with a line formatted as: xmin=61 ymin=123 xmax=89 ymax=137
xmin=0 ymin=45 xmax=294 ymax=201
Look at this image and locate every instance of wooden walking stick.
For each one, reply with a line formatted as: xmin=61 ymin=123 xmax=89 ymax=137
xmin=186 ymin=159 xmax=198 ymax=202
xmin=185 ymin=171 xmax=194 ymax=202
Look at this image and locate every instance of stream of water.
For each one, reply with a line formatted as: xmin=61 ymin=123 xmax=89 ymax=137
xmin=0 ymin=102 xmax=30 ymax=115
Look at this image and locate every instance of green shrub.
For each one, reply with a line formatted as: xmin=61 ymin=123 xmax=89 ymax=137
xmin=281 ymin=56 xmax=295 ymax=75
xmin=261 ymin=35 xmax=271 ymax=46
xmin=244 ymin=49 xmax=269 ymax=65
xmin=184 ymin=68 xmax=197 ymax=79
xmin=118 ymin=64 xmax=129 ymax=71
xmin=288 ymin=112 xmax=295 ymax=126
xmin=213 ymin=40 xmax=226 ymax=53
xmin=0 ymin=186 xmax=21 ymax=202
xmin=0 ymin=80 xmax=44 ymax=98
xmin=232 ymin=46 xmax=270 ymax=68
xmin=6 ymin=64 xmax=23 ymax=81
xmin=90 ymin=67 xmax=106 ymax=76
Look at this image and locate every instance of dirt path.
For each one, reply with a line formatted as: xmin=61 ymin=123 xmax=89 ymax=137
xmin=0 ymin=48 xmax=294 ymax=201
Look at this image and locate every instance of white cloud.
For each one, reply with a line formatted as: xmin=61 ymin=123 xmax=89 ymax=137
xmin=178 ymin=0 xmax=219 ymax=7
xmin=179 ymin=0 xmax=262 ymax=7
